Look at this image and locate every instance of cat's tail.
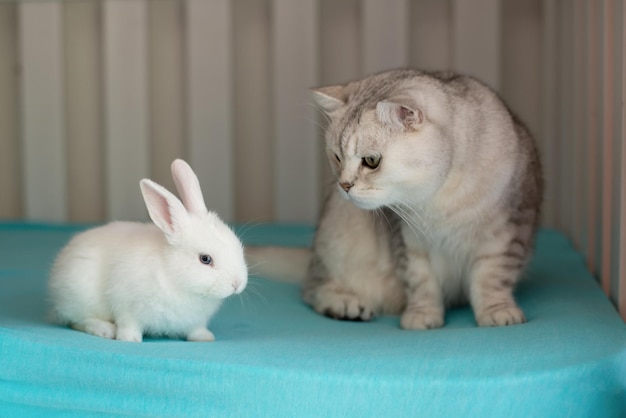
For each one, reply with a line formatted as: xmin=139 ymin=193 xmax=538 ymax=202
xmin=245 ymin=246 xmax=311 ymax=283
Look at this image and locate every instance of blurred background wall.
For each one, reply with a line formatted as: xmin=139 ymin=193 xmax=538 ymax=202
xmin=0 ymin=0 xmax=623 ymax=318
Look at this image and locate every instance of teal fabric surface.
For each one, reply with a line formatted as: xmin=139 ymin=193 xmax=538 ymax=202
xmin=0 ymin=222 xmax=625 ymax=417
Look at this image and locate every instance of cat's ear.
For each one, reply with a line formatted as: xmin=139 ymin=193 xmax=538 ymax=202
xmin=312 ymin=85 xmax=346 ymax=114
xmin=376 ymin=97 xmax=424 ymax=131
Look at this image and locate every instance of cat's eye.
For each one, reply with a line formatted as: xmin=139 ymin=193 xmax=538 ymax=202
xmin=362 ymin=155 xmax=381 ymax=169
xmin=199 ymin=254 xmax=213 ymax=266
xmin=334 ymin=153 xmax=341 ymax=163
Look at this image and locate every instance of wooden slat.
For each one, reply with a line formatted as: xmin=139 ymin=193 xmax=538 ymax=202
xmin=617 ymin=1 xmax=626 ymax=321
xmin=320 ymin=0 xmax=361 ymax=84
xmin=19 ymin=2 xmax=67 ymax=221
xmin=601 ymin=0 xmax=615 ymax=294
xmin=103 ymin=0 xmax=150 ymax=221
xmin=452 ymin=0 xmax=501 ymax=90
xmin=501 ymin=0 xmax=542 ymax=174
xmin=410 ymin=0 xmax=451 ymax=70
xmin=541 ymin=0 xmax=558 ymax=228
xmin=572 ymin=0 xmax=587 ymax=252
xmin=63 ymin=0 xmax=104 ymax=222
xmin=607 ymin=0 xmax=626 ymax=314
xmin=558 ymin=1 xmax=575 ymax=234
xmin=362 ymin=0 xmax=409 ymax=74
xmin=233 ymin=0 xmax=273 ymax=222
xmin=148 ymin=0 xmax=185 ymax=193
xmin=0 ymin=4 xmax=20 ymax=219
xmin=319 ymin=0 xmax=361 ymax=196
xmin=185 ymin=0 xmax=234 ymax=221
xmin=585 ymin=0 xmax=600 ymax=275
xmin=272 ymin=0 xmax=319 ymax=222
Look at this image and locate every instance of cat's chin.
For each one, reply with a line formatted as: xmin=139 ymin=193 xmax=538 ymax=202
xmin=345 ymin=195 xmax=386 ymax=211
xmin=336 ymin=185 xmax=389 ymax=210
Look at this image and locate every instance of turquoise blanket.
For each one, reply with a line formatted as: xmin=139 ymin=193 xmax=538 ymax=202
xmin=1 ymin=223 xmax=625 ymax=417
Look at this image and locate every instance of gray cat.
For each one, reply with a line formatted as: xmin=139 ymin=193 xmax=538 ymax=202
xmin=248 ymin=69 xmax=543 ymax=329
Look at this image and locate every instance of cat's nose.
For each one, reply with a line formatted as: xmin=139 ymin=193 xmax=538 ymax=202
xmin=340 ymin=181 xmax=354 ymax=192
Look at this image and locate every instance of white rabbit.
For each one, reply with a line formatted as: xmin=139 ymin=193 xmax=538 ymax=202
xmin=48 ymin=159 xmax=248 ymax=342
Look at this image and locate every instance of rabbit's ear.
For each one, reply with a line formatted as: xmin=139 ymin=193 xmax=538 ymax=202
xmin=140 ymin=179 xmax=188 ymax=236
xmin=170 ymin=159 xmax=207 ymax=215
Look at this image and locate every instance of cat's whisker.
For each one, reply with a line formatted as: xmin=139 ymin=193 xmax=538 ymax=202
xmin=392 ymin=203 xmax=431 ymax=242
xmin=305 ymin=116 xmax=330 ymax=133
xmin=375 ymin=208 xmax=393 ymax=230
xmin=388 ymin=205 xmax=423 ymax=242
xmin=389 ymin=207 xmax=416 ymax=241
xmin=303 ymin=101 xmax=333 ymax=126
xmin=394 ymin=198 xmax=432 ymax=240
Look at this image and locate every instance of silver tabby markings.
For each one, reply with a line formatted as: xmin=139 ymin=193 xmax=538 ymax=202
xmin=303 ymin=69 xmax=543 ymax=329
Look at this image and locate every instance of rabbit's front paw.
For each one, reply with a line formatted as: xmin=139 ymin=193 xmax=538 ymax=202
xmin=74 ymin=318 xmax=116 ymax=339
xmin=116 ymin=325 xmax=143 ymax=342
xmin=187 ymin=328 xmax=215 ymax=342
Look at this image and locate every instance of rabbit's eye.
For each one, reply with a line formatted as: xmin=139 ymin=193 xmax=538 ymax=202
xmin=199 ymin=254 xmax=213 ymax=266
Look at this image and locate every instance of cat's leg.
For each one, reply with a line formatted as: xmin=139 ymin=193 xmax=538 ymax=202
xmin=468 ymin=253 xmax=526 ymax=327
xmin=302 ymin=254 xmax=376 ymax=321
xmin=301 ymin=191 xmax=387 ymax=321
xmin=400 ymin=250 xmax=445 ymax=330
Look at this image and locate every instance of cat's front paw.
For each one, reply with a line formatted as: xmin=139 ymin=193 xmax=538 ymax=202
xmin=400 ymin=308 xmax=444 ymax=330
xmin=315 ymin=291 xmax=374 ymax=321
xmin=476 ymin=304 xmax=526 ymax=327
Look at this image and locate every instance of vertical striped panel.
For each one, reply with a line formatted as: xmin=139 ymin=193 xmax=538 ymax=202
xmin=410 ymin=0 xmax=451 ymax=70
xmin=362 ymin=0 xmax=409 ymax=74
xmin=609 ymin=0 xmax=624 ymax=312
xmin=19 ymin=2 xmax=67 ymax=222
xmin=452 ymin=0 xmax=501 ymax=89
xmin=63 ymin=0 xmax=104 ymax=223
xmin=572 ymin=0 xmax=587 ymax=252
xmin=233 ymin=0 xmax=273 ymax=222
xmin=185 ymin=0 xmax=234 ymax=221
xmin=540 ymin=0 xmax=558 ymax=228
xmin=272 ymin=0 xmax=319 ymax=223
xmin=501 ymin=0 xmax=542 ymax=151
xmin=0 ymin=4 xmax=20 ymax=219
xmin=586 ymin=0 xmax=600 ymax=275
xmin=601 ymin=0 xmax=615 ymax=295
xmin=319 ymin=0 xmax=361 ymax=192
xmin=320 ymin=0 xmax=361 ymax=84
xmin=558 ymin=1 xmax=574 ymax=234
xmin=621 ymin=0 xmax=626 ymax=321
xmin=103 ymin=0 xmax=150 ymax=221
xmin=148 ymin=0 xmax=185 ymax=193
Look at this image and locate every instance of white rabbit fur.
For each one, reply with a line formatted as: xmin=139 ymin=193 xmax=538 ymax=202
xmin=49 ymin=159 xmax=248 ymax=342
